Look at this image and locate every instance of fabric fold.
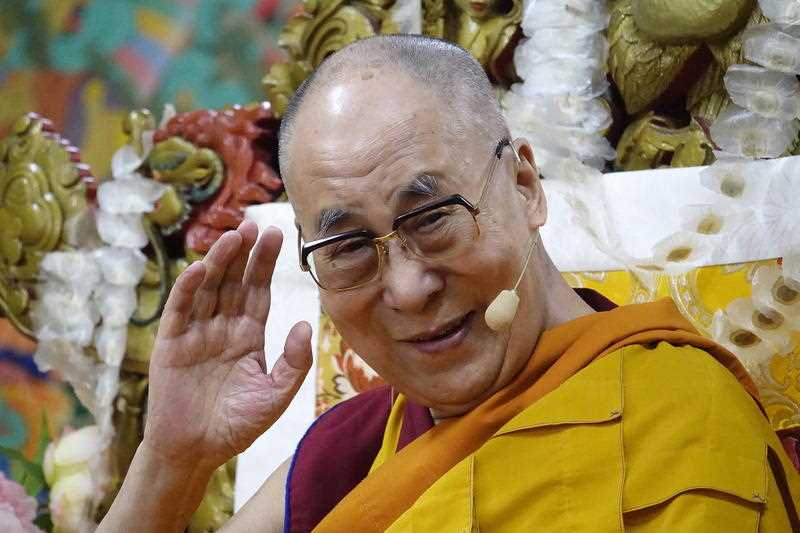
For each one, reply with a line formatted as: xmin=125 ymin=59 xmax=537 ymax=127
xmin=313 ymin=298 xmax=759 ymax=532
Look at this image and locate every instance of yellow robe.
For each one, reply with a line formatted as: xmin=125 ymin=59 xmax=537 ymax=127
xmin=372 ymin=343 xmax=799 ymax=531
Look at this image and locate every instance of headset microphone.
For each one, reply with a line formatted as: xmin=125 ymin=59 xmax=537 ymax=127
xmin=484 ymin=238 xmax=538 ymax=332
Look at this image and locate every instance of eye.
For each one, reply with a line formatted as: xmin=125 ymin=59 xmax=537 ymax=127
xmin=415 ymin=209 xmax=450 ymax=229
xmin=331 ymin=238 xmax=371 ymax=258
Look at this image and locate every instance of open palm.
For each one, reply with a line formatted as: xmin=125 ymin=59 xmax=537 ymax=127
xmin=142 ymin=221 xmax=312 ymax=470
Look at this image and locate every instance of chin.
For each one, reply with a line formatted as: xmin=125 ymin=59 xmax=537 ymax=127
xmin=403 ymin=356 xmax=505 ymax=416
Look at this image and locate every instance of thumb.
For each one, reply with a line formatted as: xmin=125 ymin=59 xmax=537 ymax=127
xmin=269 ymin=321 xmax=313 ymax=396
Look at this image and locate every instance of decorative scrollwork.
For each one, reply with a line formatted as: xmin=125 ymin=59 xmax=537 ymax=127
xmin=264 ymin=0 xmax=400 ymax=117
xmin=615 ymin=112 xmax=715 ymax=170
xmin=0 ymin=113 xmax=90 ymax=336
xmin=264 ymin=0 xmax=521 ymax=117
xmin=445 ymin=0 xmax=521 ymax=84
xmin=122 ymin=109 xmax=157 ymax=158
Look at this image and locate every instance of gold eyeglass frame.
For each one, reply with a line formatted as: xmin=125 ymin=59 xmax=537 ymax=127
xmin=297 ymin=138 xmax=520 ymax=291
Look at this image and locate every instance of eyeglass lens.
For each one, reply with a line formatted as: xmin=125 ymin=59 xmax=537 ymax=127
xmin=308 ymin=203 xmax=479 ymax=290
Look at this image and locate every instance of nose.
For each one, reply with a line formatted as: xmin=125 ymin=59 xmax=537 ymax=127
xmin=380 ymin=239 xmax=444 ymax=314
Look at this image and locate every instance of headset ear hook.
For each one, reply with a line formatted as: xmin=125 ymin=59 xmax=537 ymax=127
xmin=511 ymin=143 xmax=522 ymax=169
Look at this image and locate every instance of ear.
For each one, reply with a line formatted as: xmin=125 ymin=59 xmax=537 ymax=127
xmin=513 ymin=138 xmax=547 ymax=230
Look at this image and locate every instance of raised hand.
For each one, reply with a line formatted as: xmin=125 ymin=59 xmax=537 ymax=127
xmin=142 ymin=220 xmax=312 ymax=470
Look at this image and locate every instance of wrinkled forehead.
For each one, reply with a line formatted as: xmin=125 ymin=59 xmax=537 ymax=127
xmin=284 ymin=79 xmax=482 ymax=235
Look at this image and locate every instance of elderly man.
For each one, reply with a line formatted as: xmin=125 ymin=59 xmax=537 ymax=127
xmin=99 ymin=35 xmax=799 ymax=532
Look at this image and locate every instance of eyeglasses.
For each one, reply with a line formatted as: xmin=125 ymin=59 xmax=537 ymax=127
xmin=298 ymin=138 xmax=518 ymax=291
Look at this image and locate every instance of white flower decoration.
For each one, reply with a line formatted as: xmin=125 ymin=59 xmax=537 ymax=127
xmin=110 ymin=144 xmax=145 ymax=180
xmin=751 ymin=264 xmax=800 ymax=327
xmin=522 ymin=0 xmax=608 ymax=32
xmin=513 ymin=54 xmax=608 ymax=97
xmin=742 ymin=23 xmax=800 ymax=75
xmin=32 ymin=282 xmax=99 ymax=347
xmin=92 ymin=247 xmax=147 ymax=286
xmin=92 ymin=284 xmax=137 ymax=328
xmin=503 ymin=91 xmax=612 ymax=133
xmin=32 ymin=104 xmax=176 ymax=532
xmin=711 ymin=310 xmax=775 ymax=375
xmin=39 ymin=251 xmax=102 ymax=298
xmin=96 ymin=177 xmax=167 ymax=215
xmin=709 ymin=104 xmax=799 ymax=158
xmin=723 ymin=64 xmax=800 ymax=118
xmin=725 ymin=296 xmax=795 ymax=354
xmin=699 ymin=157 xmax=773 ymax=204
xmin=640 ymin=231 xmax=713 ymax=274
xmin=525 ymin=27 xmax=608 ymax=61
xmin=506 ymin=0 xmax=613 ymax=177
xmin=95 ymin=325 xmax=128 ymax=367
xmin=782 ymin=254 xmax=800 ymax=288
xmin=44 ymin=426 xmax=105 ymax=533
xmin=678 ymin=203 xmax=753 ymax=249
xmin=759 ymin=158 xmax=800 ymax=249
xmin=758 ymin=0 xmax=800 ymax=24
xmin=95 ymin=211 xmax=148 ymax=249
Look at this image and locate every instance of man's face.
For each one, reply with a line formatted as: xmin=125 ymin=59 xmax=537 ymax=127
xmin=285 ymin=70 xmax=547 ymax=417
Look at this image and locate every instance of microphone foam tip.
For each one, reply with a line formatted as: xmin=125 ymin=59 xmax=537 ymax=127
xmin=485 ymin=289 xmax=519 ymax=332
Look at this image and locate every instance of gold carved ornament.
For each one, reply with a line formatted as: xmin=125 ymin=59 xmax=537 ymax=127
xmin=608 ymin=0 xmax=771 ymax=171
xmin=0 ymin=113 xmax=90 ymax=337
xmin=264 ymin=0 xmax=522 ymax=117
xmin=441 ymin=0 xmax=521 ymax=84
xmin=264 ymin=0 xmax=788 ymax=172
xmin=264 ymin=0 xmax=401 ymax=117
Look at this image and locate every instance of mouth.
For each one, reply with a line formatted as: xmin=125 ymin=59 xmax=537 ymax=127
xmin=403 ymin=312 xmax=475 ymax=354
xmin=470 ymin=2 xmax=487 ymax=12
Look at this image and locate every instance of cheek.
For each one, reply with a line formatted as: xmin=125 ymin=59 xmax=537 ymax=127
xmin=458 ymin=225 xmax=521 ymax=288
xmin=321 ymin=292 xmax=386 ymax=352
xmin=321 ymin=293 xmax=366 ymax=329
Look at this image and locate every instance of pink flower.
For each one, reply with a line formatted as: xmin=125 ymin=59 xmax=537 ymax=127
xmin=0 ymin=472 xmax=43 ymax=533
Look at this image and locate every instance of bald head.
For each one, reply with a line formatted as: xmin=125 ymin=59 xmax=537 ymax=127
xmin=278 ymin=34 xmax=508 ymax=182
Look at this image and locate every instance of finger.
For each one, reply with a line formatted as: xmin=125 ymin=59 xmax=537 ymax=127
xmin=241 ymin=226 xmax=283 ymax=322
xmin=193 ymin=230 xmax=243 ymax=319
xmin=267 ymin=321 xmax=313 ymax=401
xmin=158 ymin=261 xmax=206 ymax=337
xmin=217 ymin=220 xmax=259 ymax=315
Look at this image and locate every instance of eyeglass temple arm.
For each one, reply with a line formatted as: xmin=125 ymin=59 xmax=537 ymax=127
xmin=296 ymin=226 xmax=309 ymax=271
xmin=475 ymin=140 xmax=520 ymax=209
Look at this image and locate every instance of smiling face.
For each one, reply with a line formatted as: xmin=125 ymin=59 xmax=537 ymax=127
xmin=284 ymin=68 xmax=550 ymax=417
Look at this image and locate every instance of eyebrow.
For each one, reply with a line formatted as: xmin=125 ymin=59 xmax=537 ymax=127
xmin=313 ymin=174 xmax=441 ymax=238
xmin=316 ymin=207 xmax=352 ymax=238
xmin=396 ymin=174 xmax=440 ymax=204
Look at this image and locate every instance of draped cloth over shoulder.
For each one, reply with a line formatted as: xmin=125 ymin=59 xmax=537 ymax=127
xmin=313 ymin=298 xmax=761 ymax=532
